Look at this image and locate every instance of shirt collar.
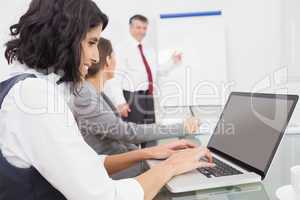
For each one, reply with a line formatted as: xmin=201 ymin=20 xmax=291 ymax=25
xmin=128 ymin=34 xmax=143 ymax=47
xmin=1 ymin=62 xmax=73 ymax=104
xmin=3 ymin=62 xmax=62 ymax=85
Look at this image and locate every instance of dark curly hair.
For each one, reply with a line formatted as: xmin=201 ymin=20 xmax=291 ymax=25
xmin=4 ymin=0 xmax=108 ymax=84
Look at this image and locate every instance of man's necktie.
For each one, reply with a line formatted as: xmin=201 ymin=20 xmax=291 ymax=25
xmin=138 ymin=44 xmax=154 ymax=95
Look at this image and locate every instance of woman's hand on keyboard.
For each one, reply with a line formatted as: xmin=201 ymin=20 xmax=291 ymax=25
xmin=142 ymin=139 xmax=197 ymax=160
xmin=161 ymin=147 xmax=216 ymax=176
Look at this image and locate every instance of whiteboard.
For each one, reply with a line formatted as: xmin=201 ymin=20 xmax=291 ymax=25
xmin=156 ymin=12 xmax=227 ymax=106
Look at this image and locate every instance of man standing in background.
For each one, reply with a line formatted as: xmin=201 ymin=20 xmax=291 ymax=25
xmin=104 ymin=14 xmax=183 ymax=146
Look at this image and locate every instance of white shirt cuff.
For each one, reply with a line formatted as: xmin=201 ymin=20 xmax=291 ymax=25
xmin=113 ymin=178 xmax=144 ymax=200
xmin=98 ymin=155 xmax=107 ymax=164
xmin=115 ymin=97 xmax=127 ymax=107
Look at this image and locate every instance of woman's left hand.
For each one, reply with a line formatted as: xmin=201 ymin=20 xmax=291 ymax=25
xmin=184 ymin=117 xmax=200 ymax=134
xmin=143 ymin=139 xmax=198 ymax=160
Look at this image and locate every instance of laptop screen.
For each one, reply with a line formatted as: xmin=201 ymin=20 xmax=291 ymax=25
xmin=208 ymin=93 xmax=297 ymax=176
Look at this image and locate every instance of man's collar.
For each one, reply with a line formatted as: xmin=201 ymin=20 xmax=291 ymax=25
xmin=128 ymin=34 xmax=143 ymax=47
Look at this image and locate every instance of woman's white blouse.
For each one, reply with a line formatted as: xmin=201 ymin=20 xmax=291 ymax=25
xmin=0 ymin=64 xmax=144 ymax=200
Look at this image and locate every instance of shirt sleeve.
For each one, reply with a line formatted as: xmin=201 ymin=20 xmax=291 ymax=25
xmin=99 ymin=155 xmax=107 ymax=163
xmin=153 ymin=48 xmax=181 ymax=75
xmin=71 ymin=86 xmax=186 ymax=144
xmin=9 ymin=78 xmax=144 ymax=200
xmin=113 ymin=179 xmax=144 ymax=200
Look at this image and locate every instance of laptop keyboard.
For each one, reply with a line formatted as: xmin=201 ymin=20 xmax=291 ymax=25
xmin=198 ymin=157 xmax=243 ymax=178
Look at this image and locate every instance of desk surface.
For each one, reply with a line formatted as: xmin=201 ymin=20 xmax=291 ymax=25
xmin=154 ymin=134 xmax=300 ymax=200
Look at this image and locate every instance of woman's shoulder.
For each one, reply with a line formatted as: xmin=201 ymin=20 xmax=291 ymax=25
xmin=72 ymin=81 xmax=98 ymax=101
xmin=70 ymin=81 xmax=111 ymax=112
xmin=5 ymin=74 xmax=63 ymax=113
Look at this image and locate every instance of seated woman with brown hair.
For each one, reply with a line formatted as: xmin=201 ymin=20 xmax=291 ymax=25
xmin=70 ymin=37 xmax=201 ymax=178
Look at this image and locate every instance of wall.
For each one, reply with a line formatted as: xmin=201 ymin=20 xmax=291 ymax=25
xmin=0 ymin=0 xmax=30 ymax=79
xmin=99 ymin=0 xmax=283 ymax=94
xmin=0 ymin=0 xmax=284 ymax=90
xmin=281 ymin=0 xmax=300 ymax=123
xmin=1 ymin=1 xmax=298 ymax=105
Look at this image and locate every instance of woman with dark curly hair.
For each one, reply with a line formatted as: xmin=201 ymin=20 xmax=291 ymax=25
xmin=0 ymin=0 xmax=214 ymax=200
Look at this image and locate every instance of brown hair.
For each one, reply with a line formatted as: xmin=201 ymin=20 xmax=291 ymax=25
xmin=87 ymin=37 xmax=113 ymax=78
xmin=129 ymin=14 xmax=148 ymax=24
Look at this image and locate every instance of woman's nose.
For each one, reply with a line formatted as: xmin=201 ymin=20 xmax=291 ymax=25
xmin=92 ymin=50 xmax=100 ymax=64
xmin=91 ymin=58 xmax=98 ymax=64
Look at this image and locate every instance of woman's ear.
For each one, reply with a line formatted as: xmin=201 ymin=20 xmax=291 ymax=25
xmin=105 ymin=55 xmax=112 ymax=68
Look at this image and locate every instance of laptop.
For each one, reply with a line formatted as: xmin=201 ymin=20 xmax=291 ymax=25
xmin=147 ymin=92 xmax=298 ymax=193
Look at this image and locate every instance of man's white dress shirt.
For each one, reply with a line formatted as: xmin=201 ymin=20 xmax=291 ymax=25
xmin=0 ymin=63 xmax=144 ymax=200
xmin=104 ymin=36 xmax=175 ymax=106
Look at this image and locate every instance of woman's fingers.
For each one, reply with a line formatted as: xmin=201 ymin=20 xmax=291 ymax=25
xmin=163 ymin=146 xmax=216 ymax=176
xmin=197 ymin=161 xmax=216 ymax=168
xmin=182 ymin=140 xmax=197 ymax=148
xmin=165 ymin=139 xmax=197 ymax=150
xmin=186 ymin=149 xmax=215 ymax=171
xmin=166 ymin=149 xmax=177 ymax=156
xmin=198 ymin=148 xmax=213 ymax=163
xmin=176 ymin=140 xmax=197 ymax=149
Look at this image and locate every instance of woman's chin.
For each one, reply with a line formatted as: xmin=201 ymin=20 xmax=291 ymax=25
xmin=80 ymin=69 xmax=89 ymax=78
xmin=108 ymin=74 xmax=114 ymax=80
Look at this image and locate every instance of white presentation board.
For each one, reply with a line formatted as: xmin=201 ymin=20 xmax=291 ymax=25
xmin=157 ymin=12 xmax=227 ymax=106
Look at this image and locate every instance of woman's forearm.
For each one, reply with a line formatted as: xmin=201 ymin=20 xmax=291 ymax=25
xmin=104 ymin=149 xmax=152 ymax=175
xmin=135 ymin=146 xmax=214 ymax=200
xmin=135 ymin=163 xmax=175 ymax=200
xmin=105 ymin=142 xmax=214 ymax=200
